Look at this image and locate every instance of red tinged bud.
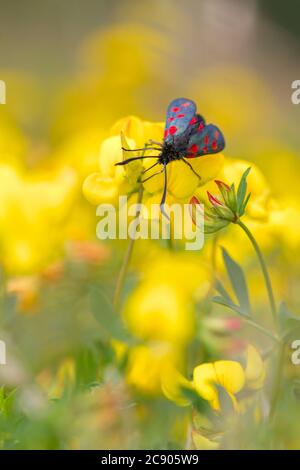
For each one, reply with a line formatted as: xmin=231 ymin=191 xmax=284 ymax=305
xmin=207 ymin=191 xmax=224 ymax=207
xmin=189 ymin=195 xmax=205 ymax=226
xmin=189 ymin=196 xmax=204 ymax=214
xmin=214 ymin=180 xmax=230 ymax=192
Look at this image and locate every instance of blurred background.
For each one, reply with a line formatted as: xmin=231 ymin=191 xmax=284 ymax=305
xmin=0 ymin=0 xmax=300 ymax=450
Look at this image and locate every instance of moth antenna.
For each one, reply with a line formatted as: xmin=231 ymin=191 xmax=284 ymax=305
xmin=148 ymin=140 xmax=163 ymax=147
xmin=115 ymin=156 xmax=159 ymax=166
xmin=122 ymin=147 xmax=161 ymax=152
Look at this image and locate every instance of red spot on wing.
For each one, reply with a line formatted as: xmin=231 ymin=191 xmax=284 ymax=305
xmin=202 ymin=146 xmax=208 ymax=153
xmin=187 ymin=144 xmax=198 ymax=156
xmin=182 ymin=102 xmax=191 ymax=107
xmin=189 ymin=116 xmax=197 ymax=125
xmin=214 ymin=130 xmax=220 ymax=139
xmin=168 ymin=117 xmax=174 ymax=121
xmin=212 ymin=140 xmax=218 ymax=150
xmin=171 ymin=106 xmax=180 ymax=112
xmin=205 ymin=135 xmax=209 ymax=145
xmin=177 ymin=113 xmax=185 ymax=118
xmin=198 ymin=122 xmax=204 ymax=131
xmin=164 ymin=129 xmax=169 ymax=138
xmin=169 ymin=125 xmax=177 ymax=135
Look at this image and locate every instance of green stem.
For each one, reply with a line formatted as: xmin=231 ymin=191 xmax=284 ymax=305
xmin=237 ymin=220 xmax=277 ymax=326
xmin=243 ymin=317 xmax=279 ymax=344
xmin=237 ymin=219 xmax=283 ymax=420
xmin=113 ymin=184 xmax=143 ymax=310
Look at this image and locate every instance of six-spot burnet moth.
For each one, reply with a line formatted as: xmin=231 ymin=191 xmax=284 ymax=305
xmin=115 ymin=98 xmax=225 ymax=219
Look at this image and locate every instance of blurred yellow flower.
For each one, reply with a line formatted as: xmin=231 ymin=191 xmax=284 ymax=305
xmin=53 ymin=24 xmax=171 ymax=139
xmin=126 ymin=343 xmax=182 ymax=396
xmin=244 ymin=344 xmax=266 ymax=390
xmin=123 ymin=281 xmax=194 ymax=345
xmin=161 ymin=362 xmax=192 ymax=407
xmin=123 ymin=251 xmax=210 ymax=345
xmin=0 ymin=165 xmax=77 ymax=274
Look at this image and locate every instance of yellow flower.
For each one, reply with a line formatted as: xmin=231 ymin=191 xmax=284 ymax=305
xmin=162 ymin=345 xmax=265 ymax=412
xmin=123 ymin=251 xmax=210 ymax=345
xmin=193 ymin=345 xmax=265 ymax=412
xmin=82 ymin=134 xmax=131 ymax=205
xmin=193 ymin=361 xmax=245 ymax=412
xmin=161 ymin=362 xmax=192 ymax=407
xmin=244 ymin=345 xmax=266 ymax=390
xmin=123 ymin=281 xmax=195 ymax=345
xmin=126 ymin=343 xmax=181 ymax=396
xmin=0 ymin=165 xmax=77 ymax=274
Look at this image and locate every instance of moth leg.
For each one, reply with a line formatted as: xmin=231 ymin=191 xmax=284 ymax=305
xmin=160 ymin=163 xmax=170 ymax=221
xmin=182 ymin=158 xmax=202 ymax=181
xmin=141 ymin=161 xmax=159 ymax=174
xmin=139 ymin=167 xmax=164 ymax=183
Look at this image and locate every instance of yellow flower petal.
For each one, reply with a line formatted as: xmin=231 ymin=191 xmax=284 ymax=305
xmin=213 ymin=360 xmax=246 ymax=395
xmin=193 ymin=360 xmax=245 ymax=411
xmin=98 ymin=135 xmax=127 ymax=179
xmin=189 ymin=153 xmax=225 ymax=186
xmin=111 ymin=115 xmax=145 ymax=146
xmin=123 ymin=281 xmax=195 ymax=345
xmin=126 ymin=344 xmax=179 ymax=396
xmin=244 ymin=345 xmax=266 ymax=390
xmin=161 ymin=363 xmax=192 ymax=407
xmin=82 ymin=173 xmax=119 ymax=205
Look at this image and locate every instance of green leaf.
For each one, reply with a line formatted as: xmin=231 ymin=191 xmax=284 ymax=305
xmin=213 ymin=295 xmax=249 ymax=317
xmin=237 ymin=167 xmax=251 ymax=215
xmin=279 ymin=302 xmax=300 ymax=340
xmin=221 ymin=247 xmax=251 ymax=315
xmin=0 ymin=387 xmax=16 ymax=416
xmin=228 ymin=183 xmax=237 ymax=212
xmin=89 ymin=285 xmax=129 ymax=342
xmin=215 ymin=279 xmax=232 ymax=303
xmin=241 ymin=192 xmax=251 ymax=215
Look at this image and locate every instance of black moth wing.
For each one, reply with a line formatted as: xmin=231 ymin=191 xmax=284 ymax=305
xmin=164 ymin=98 xmax=196 ymax=144
xmin=184 ymin=124 xmax=225 ymax=158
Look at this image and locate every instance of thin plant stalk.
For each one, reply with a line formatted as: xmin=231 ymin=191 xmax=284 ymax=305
xmin=237 ymin=220 xmax=277 ymax=325
xmin=113 ymin=184 xmax=143 ymax=309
